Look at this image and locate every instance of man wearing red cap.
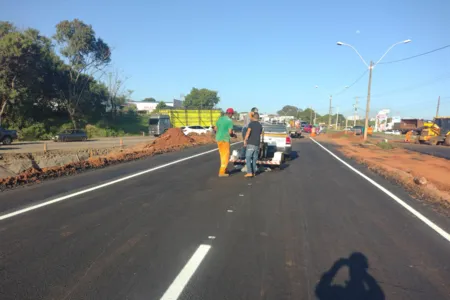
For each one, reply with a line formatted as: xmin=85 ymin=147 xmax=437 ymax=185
xmin=214 ymin=108 xmax=236 ymax=177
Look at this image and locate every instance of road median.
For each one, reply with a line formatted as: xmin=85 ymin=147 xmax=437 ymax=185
xmin=0 ymin=129 xmax=234 ymax=191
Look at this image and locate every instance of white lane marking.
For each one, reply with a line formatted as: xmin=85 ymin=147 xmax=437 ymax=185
xmin=310 ymin=138 xmax=450 ymax=243
xmin=160 ymin=244 xmax=211 ymax=300
xmin=0 ymin=142 xmax=242 ymax=221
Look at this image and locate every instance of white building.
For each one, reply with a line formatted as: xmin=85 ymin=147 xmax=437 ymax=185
xmin=128 ymin=99 xmax=183 ymax=113
xmin=346 ymin=115 xmax=361 ymax=121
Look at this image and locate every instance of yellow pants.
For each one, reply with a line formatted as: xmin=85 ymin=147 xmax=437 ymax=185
xmin=217 ymin=141 xmax=230 ymax=175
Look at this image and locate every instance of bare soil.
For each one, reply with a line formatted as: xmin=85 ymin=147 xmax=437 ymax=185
xmin=0 ymin=129 xmax=226 ymax=190
xmin=315 ymin=133 xmax=450 ymax=213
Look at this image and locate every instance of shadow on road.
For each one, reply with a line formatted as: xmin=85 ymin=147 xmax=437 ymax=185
xmin=315 ymin=252 xmax=385 ymax=300
xmin=0 ymin=147 xmax=20 ymax=151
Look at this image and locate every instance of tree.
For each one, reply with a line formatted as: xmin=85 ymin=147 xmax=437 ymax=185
xmin=142 ymin=97 xmax=156 ymax=102
xmin=277 ymin=105 xmax=302 ymax=117
xmin=297 ymin=108 xmax=319 ymax=124
xmin=156 ymin=101 xmax=167 ymax=110
xmin=53 ymin=19 xmax=111 ymax=128
xmin=0 ymin=24 xmax=55 ymax=125
xmin=184 ymin=88 xmax=220 ymax=109
xmin=105 ymin=69 xmax=128 ymax=118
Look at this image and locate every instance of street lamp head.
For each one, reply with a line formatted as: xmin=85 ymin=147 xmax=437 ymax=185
xmin=403 ymin=39 xmax=412 ymax=44
xmin=337 ymin=41 xmax=344 ymax=46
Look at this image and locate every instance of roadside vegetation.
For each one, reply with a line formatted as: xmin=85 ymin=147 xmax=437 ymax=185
xmin=0 ymin=20 xmax=222 ymax=141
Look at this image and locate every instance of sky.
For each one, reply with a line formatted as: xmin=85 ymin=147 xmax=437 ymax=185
xmin=2 ymin=0 xmax=450 ymax=119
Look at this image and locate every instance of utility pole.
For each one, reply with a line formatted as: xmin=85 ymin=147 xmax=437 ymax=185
xmin=335 ymin=107 xmax=339 ymax=129
xmin=328 ymin=95 xmax=332 ymax=128
xmin=310 ymin=106 xmax=313 ymax=124
xmin=436 ymin=96 xmax=440 ymax=118
xmin=363 ymin=61 xmax=374 ymax=141
xmin=353 ymin=96 xmax=358 ymax=126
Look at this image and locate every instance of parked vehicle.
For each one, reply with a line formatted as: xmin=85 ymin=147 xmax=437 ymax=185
xmin=230 ymin=123 xmax=291 ymax=167
xmin=303 ymin=125 xmax=314 ymax=133
xmin=350 ymin=125 xmax=373 ymax=136
xmin=350 ymin=126 xmax=364 ymax=135
xmin=300 ymin=121 xmax=308 ymax=129
xmin=149 ymin=114 xmax=171 ymax=136
xmin=0 ymin=127 xmax=18 ymax=145
xmin=384 ymin=130 xmax=401 ymax=135
xmin=181 ymin=125 xmax=209 ymax=135
xmin=261 ymin=123 xmax=292 ymax=157
xmin=53 ymin=130 xmax=88 ymax=142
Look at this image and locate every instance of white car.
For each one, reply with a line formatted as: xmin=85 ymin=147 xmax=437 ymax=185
xmin=181 ymin=125 xmax=208 ymax=135
xmin=203 ymin=125 xmax=214 ymax=132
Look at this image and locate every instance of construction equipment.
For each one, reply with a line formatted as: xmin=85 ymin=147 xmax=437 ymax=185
xmin=418 ymin=117 xmax=450 ymax=146
xmin=230 ymin=123 xmax=291 ymax=167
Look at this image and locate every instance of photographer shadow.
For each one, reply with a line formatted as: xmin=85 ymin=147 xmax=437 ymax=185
xmin=315 ymin=252 xmax=385 ymax=300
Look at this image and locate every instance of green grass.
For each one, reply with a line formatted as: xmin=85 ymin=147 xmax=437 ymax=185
xmin=376 ymin=141 xmax=396 ymax=150
xmin=110 ymin=114 xmax=148 ymax=135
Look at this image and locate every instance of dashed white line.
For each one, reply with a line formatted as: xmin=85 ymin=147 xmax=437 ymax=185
xmin=310 ymin=137 xmax=450 ymax=243
xmin=0 ymin=142 xmax=242 ymax=221
xmin=160 ymin=244 xmax=211 ymax=300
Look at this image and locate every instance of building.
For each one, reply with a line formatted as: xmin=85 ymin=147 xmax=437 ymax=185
xmin=346 ymin=115 xmax=361 ymax=121
xmin=127 ymin=99 xmax=183 ymax=114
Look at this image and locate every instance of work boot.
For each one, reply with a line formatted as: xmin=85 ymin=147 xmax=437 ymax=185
xmin=244 ymin=173 xmax=254 ymax=178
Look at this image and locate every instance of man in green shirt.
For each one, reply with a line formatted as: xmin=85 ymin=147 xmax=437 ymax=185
xmin=214 ymin=108 xmax=235 ymax=177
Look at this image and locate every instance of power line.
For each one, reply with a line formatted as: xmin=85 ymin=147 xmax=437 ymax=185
xmin=378 ymin=44 xmax=450 ymax=65
xmin=335 ymin=70 xmax=368 ymax=96
xmin=370 ymin=73 xmax=450 ymax=98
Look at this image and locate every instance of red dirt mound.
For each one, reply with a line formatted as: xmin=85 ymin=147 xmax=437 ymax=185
xmin=151 ymin=128 xmax=195 ymax=150
xmin=0 ymin=128 xmax=220 ymax=190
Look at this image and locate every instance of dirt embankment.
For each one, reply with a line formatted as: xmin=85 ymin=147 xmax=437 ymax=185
xmin=315 ymin=133 xmax=450 ymax=213
xmin=0 ymin=129 xmax=224 ymax=190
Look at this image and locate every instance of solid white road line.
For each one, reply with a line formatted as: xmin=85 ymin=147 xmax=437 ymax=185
xmin=310 ymin=138 xmax=450 ymax=243
xmin=0 ymin=142 xmax=242 ymax=221
xmin=160 ymin=244 xmax=211 ymax=300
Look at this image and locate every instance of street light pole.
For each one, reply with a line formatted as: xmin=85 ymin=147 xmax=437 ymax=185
xmin=336 ymin=39 xmax=411 ymax=140
xmin=328 ymin=95 xmax=332 ymax=128
xmin=335 ymin=107 xmax=339 ymax=129
xmin=364 ymin=61 xmax=373 ymax=140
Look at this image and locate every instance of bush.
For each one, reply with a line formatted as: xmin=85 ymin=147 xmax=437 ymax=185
xmin=85 ymin=124 xmax=126 ymax=138
xmin=376 ymin=141 xmax=395 ymax=150
xmin=59 ymin=123 xmax=75 ymax=132
xmin=19 ymin=123 xmax=47 ymax=141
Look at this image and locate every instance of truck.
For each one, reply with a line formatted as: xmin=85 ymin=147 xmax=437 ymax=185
xmin=148 ymin=114 xmax=171 ymax=136
xmin=394 ymin=119 xmax=424 ymax=134
xmin=418 ymin=117 xmax=450 ymax=146
xmin=287 ymin=119 xmax=302 ymax=138
xmin=230 ymin=123 xmax=291 ymax=168
xmin=158 ymin=109 xmax=222 ymax=128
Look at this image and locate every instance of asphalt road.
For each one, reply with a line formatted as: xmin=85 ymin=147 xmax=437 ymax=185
xmin=400 ymin=143 xmax=450 ymax=160
xmin=1 ymin=136 xmax=156 ymax=153
xmin=0 ymin=139 xmax=449 ymax=300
